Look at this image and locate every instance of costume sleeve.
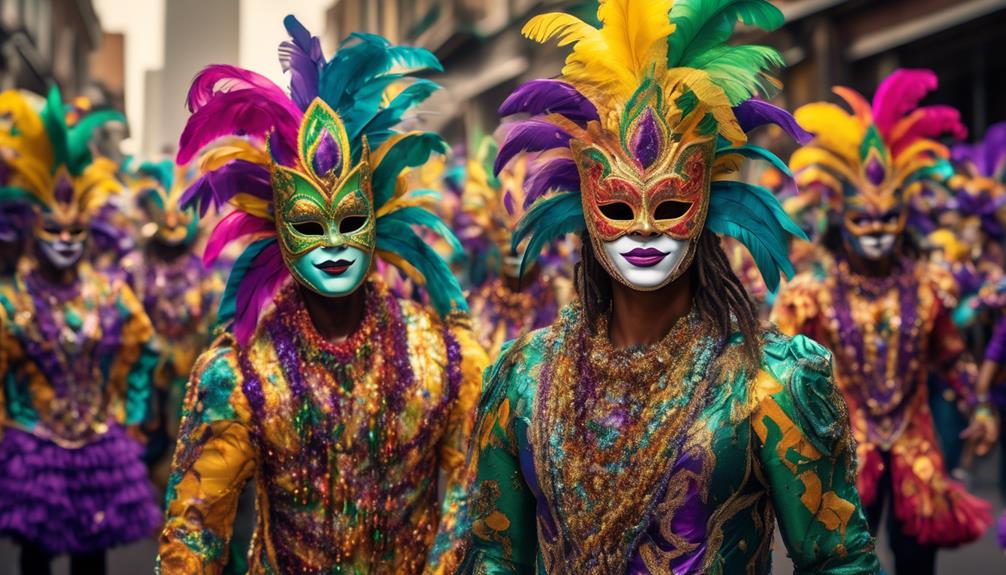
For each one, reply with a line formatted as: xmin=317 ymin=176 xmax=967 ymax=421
xmin=751 ymin=334 xmax=879 ymax=575
xmin=985 ymin=315 xmax=1006 ymax=365
xmin=928 ymin=271 xmax=978 ymax=403
xmin=424 ymin=318 xmax=488 ymax=574
xmin=157 ymin=344 xmax=257 ymax=575
xmin=460 ymin=342 xmax=539 ymax=574
xmin=770 ymin=273 xmax=822 ymax=339
xmin=115 ymin=282 xmax=158 ymax=425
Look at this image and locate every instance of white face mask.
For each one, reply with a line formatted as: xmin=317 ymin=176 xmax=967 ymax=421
xmin=855 ymin=233 xmax=897 ymax=260
xmin=38 ymin=239 xmax=84 ymax=270
xmin=602 ymin=235 xmax=692 ymax=290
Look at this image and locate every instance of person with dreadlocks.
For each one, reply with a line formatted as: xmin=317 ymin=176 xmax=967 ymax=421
xmin=156 ymin=16 xmax=487 ymax=574
xmin=456 ymin=135 xmax=572 ymax=359
xmin=0 ymin=86 xmax=161 ymax=574
xmin=461 ymin=1 xmax=878 ymax=573
xmin=772 ymin=70 xmax=995 ymax=574
xmin=121 ymin=159 xmax=222 ymax=482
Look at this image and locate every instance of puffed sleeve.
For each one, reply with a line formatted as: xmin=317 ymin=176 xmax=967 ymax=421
xmin=459 ymin=337 xmax=540 ymax=574
xmin=424 ymin=316 xmax=489 ymax=574
xmin=157 ymin=342 xmax=257 ymax=575
xmin=751 ymin=333 xmax=879 ymax=574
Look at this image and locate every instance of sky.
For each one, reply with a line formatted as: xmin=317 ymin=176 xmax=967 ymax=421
xmin=92 ymin=0 xmax=329 ymax=157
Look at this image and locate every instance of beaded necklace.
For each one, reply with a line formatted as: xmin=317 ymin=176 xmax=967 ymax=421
xmin=240 ymin=280 xmax=461 ymax=573
xmin=830 ymin=257 xmax=922 ymax=445
xmin=531 ymin=303 xmax=723 ymax=574
xmin=16 ymin=268 xmax=112 ymax=444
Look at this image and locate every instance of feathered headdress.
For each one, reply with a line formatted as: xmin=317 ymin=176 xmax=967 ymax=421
xmin=497 ymin=0 xmax=810 ymax=292
xmin=178 ymin=16 xmax=464 ymax=343
xmin=131 ymin=158 xmax=202 ymax=244
xmin=0 ymin=86 xmax=124 ymax=224
xmin=791 ymin=69 xmax=966 ymax=221
xmin=944 ymin=122 xmax=1006 ymax=241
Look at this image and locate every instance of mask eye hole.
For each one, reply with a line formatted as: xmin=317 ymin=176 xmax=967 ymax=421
xmin=599 ymin=202 xmax=633 ymax=221
xmin=654 ymin=200 xmax=692 ymax=221
xmin=292 ymin=221 xmax=325 ymax=236
xmin=339 ymin=216 xmax=368 ymax=234
xmin=42 ymin=224 xmax=61 ymax=235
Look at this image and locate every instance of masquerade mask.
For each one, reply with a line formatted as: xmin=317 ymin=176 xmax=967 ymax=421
xmin=36 ymin=214 xmax=86 ymax=269
xmin=572 ymin=106 xmax=716 ymax=290
xmin=271 ymin=100 xmax=376 ymax=298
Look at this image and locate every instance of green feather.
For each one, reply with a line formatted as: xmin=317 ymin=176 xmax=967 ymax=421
xmin=371 ymin=132 xmax=448 ymax=209
xmin=685 ymin=44 xmax=783 ymax=104
xmin=716 ymin=144 xmax=793 ymax=177
xmin=362 ymin=79 xmax=441 ymax=136
xmin=68 ymin=109 xmax=126 ymax=173
xmin=215 ymin=237 xmax=275 ymax=331
xmin=0 ymin=186 xmax=43 ymax=208
xmin=41 ymin=86 xmax=70 ymax=175
xmin=668 ymin=0 xmax=784 ymax=67
xmin=376 ymin=220 xmax=467 ymax=315
xmin=512 ymin=191 xmax=585 ymax=278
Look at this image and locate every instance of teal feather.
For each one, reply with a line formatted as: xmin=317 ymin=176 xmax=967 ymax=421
xmin=0 ymin=186 xmax=43 ymax=207
xmin=137 ymin=160 xmax=176 ymax=192
xmin=371 ymin=132 xmax=448 ymax=209
xmin=376 ymin=220 xmax=467 ymax=315
xmin=380 ymin=206 xmax=463 ymax=255
xmin=707 ymin=181 xmax=804 ymax=291
xmin=716 ymin=144 xmax=792 ymax=177
xmin=667 ymin=0 xmax=784 ymax=104
xmin=215 ymin=237 xmax=274 ymax=331
xmin=362 ymin=79 xmax=441 ymax=136
xmin=68 ymin=109 xmax=126 ymax=173
xmin=511 ymin=191 xmax=585 ymax=278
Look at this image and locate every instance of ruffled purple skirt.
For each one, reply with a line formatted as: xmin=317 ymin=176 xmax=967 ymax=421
xmin=0 ymin=424 xmax=162 ymax=554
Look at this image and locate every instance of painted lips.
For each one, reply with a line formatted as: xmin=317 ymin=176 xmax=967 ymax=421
xmin=315 ymin=259 xmax=355 ymax=276
xmin=621 ymin=247 xmax=668 ymax=267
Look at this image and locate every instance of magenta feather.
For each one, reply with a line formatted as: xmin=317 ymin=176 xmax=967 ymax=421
xmin=234 ymin=241 xmax=289 ymax=344
xmin=186 ymin=64 xmax=296 ymax=113
xmin=204 ymin=210 xmax=275 ymax=266
xmin=891 ymin=105 xmax=966 ymax=157
xmin=872 ymin=69 xmax=938 ymax=139
xmin=495 ymin=119 xmax=572 ymax=175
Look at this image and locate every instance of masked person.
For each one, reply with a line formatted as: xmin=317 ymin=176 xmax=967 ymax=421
xmin=122 ymin=160 xmax=222 ymax=481
xmin=457 ymin=136 xmax=572 ymax=359
xmin=772 ymin=69 xmax=995 ymax=574
xmin=0 ymin=87 xmax=161 ymax=575
xmin=156 ymin=16 xmax=487 ymax=575
xmin=461 ymin=1 xmax=879 ymax=573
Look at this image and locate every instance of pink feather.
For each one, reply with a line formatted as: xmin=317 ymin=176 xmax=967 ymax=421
xmin=176 ymin=91 xmax=300 ymax=164
xmin=186 ymin=64 xmax=296 ymax=114
xmin=891 ymin=105 xmax=967 ymax=157
xmin=234 ymin=241 xmax=289 ymax=344
xmin=204 ymin=210 xmax=275 ymax=266
xmin=872 ymin=69 xmax=938 ymax=139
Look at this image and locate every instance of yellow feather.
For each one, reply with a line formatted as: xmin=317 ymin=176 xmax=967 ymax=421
xmin=0 ymin=90 xmax=52 ymax=168
xmin=663 ymin=68 xmax=745 ymax=146
xmin=376 ymin=250 xmax=426 ymax=286
xmin=893 ymin=139 xmax=947 ymax=171
xmin=790 ymin=148 xmax=857 ymax=183
xmin=794 ymin=102 xmax=864 ymax=164
xmin=198 ymin=138 xmax=269 ymax=171
xmin=595 ymin=0 xmax=675 ymax=82
xmin=230 ymin=193 xmax=272 ymax=220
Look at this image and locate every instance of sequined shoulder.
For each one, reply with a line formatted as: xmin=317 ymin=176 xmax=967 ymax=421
xmin=757 ymin=330 xmax=850 ymax=458
xmin=918 ymin=260 xmax=960 ymax=308
xmin=186 ymin=338 xmax=249 ymax=424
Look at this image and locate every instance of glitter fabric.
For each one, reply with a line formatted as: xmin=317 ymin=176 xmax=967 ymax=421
xmin=158 ymin=277 xmax=486 ymax=574
xmin=123 ymin=251 xmax=222 ymax=393
xmin=772 ymin=255 xmax=993 ymax=546
xmin=0 ymin=263 xmax=161 ymax=552
xmin=467 ymin=273 xmax=567 ymax=360
xmin=463 ymin=303 xmax=879 ymax=574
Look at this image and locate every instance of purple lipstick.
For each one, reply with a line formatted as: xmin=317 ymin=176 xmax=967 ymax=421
xmin=621 ymin=247 xmax=668 ymax=267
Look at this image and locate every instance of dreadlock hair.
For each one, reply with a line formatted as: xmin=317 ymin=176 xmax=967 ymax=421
xmin=575 ymin=231 xmax=762 ymax=366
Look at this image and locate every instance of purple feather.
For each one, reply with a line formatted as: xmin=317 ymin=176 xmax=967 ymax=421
xmin=499 ymin=80 xmax=598 ymax=125
xmin=235 ymin=241 xmax=289 ymax=344
xmin=525 ymin=157 xmax=580 ymax=207
xmin=954 ymin=122 xmax=1006 ymax=179
xmin=181 ymin=160 xmax=272 ymax=216
xmin=733 ymin=99 xmax=812 ymax=144
xmin=503 ymin=190 xmax=515 ymax=215
xmin=280 ymin=15 xmax=325 ymax=111
xmin=495 ymin=119 xmax=572 ymax=175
